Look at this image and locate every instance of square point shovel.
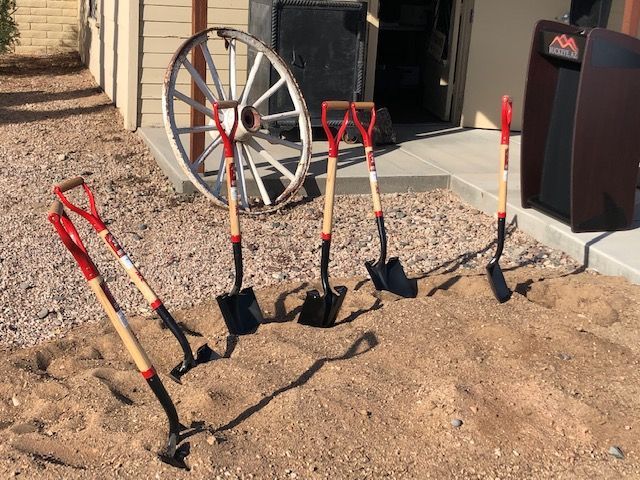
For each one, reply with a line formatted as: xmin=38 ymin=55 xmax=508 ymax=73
xmin=351 ymin=102 xmax=417 ymax=299
xmin=53 ymin=177 xmax=213 ymax=384
xmin=213 ymin=101 xmax=264 ymax=335
xmin=298 ymin=101 xmax=350 ymax=328
xmin=486 ymin=96 xmax=513 ymax=303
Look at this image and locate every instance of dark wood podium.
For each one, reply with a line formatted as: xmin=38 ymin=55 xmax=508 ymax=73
xmin=521 ymin=20 xmax=640 ymax=232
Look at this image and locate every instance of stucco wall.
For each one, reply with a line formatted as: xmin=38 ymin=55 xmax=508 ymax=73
xmin=461 ymin=0 xmax=572 ymax=131
xmin=78 ymin=0 xmax=138 ymax=129
xmin=13 ymin=0 xmax=78 ymax=53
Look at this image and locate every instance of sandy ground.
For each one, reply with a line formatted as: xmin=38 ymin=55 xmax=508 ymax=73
xmin=2 ymin=54 xmax=640 ymax=479
xmin=1 ymin=269 xmax=640 ymax=479
xmin=0 ymin=53 xmax=577 ymax=348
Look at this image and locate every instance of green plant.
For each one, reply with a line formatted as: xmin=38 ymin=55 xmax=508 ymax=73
xmin=0 ymin=0 xmax=20 ymax=54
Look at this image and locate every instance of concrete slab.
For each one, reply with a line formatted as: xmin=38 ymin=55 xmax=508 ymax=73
xmin=399 ymin=128 xmax=640 ymax=284
xmin=139 ymin=127 xmax=450 ymax=198
xmin=140 ymin=125 xmax=640 ymax=284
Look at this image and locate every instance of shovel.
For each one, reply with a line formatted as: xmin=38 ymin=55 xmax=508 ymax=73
xmin=213 ymin=101 xmax=264 ymax=335
xmin=48 ymin=201 xmax=187 ymax=468
xmin=351 ymin=102 xmax=417 ymax=298
xmin=298 ymin=101 xmax=350 ymax=328
xmin=53 ymin=177 xmax=213 ymax=384
xmin=486 ymin=95 xmax=513 ymax=303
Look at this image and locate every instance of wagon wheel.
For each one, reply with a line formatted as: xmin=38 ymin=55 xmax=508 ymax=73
xmin=162 ymin=27 xmax=312 ymax=214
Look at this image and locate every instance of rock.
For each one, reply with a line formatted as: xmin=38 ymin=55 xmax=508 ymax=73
xmin=357 ymin=409 xmax=371 ymax=417
xmin=57 ymin=153 xmax=67 ymax=161
xmin=272 ymin=272 xmax=286 ymax=281
xmin=20 ymin=281 xmax=33 ymax=292
xmin=451 ymin=419 xmax=463 ymax=428
xmin=609 ymin=446 xmax=624 ymax=459
xmin=206 ymin=435 xmax=217 ymax=446
xmin=557 ymin=353 xmax=572 ymax=361
xmin=37 ymin=308 xmax=49 ymax=319
xmin=395 ymin=211 xmax=406 ymax=219
xmin=11 ymin=395 xmax=20 ymax=407
xmin=138 ymin=223 xmax=148 ymax=231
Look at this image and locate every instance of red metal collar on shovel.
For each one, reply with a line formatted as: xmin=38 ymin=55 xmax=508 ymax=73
xmin=501 ymin=95 xmax=513 ymax=145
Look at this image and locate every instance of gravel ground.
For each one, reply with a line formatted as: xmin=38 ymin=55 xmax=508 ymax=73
xmin=0 ymin=53 xmax=580 ymax=348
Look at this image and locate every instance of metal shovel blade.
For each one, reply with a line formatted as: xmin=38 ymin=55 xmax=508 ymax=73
xmin=216 ymin=287 xmax=263 ymax=335
xmin=365 ymin=257 xmax=417 ymax=298
xmin=298 ymin=285 xmax=347 ymax=328
xmin=486 ymin=259 xmax=511 ymax=303
xmin=168 ymin=343 xmax=216 ymax=384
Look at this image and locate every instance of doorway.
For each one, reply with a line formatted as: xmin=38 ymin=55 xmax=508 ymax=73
xmin=373 ymin=0 xmax=473 ymax=124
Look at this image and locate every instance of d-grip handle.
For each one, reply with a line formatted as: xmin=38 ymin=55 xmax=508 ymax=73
xmin=48 ymin=199 xmax=63 ymax=216
xmin=323 ymin=101 xmax=350 ymax=110
xmin=351 ymin=102 xmax=375 ymax=110
xmin=216 ymin=100 xmax=239 ymax=110
xmin=213 ymin=101 xmax=239 ymax=157
xmin=55 ymin=176 xmax=84 ymax=192
xmin=321 ymin=100 xmax=350 ymax=158
xmin=350 ymin=102 xmax=376 ymax=148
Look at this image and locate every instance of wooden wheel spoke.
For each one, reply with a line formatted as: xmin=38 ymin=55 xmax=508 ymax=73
xmin=242 ymin=143 xmax=272 ymax=206
xmin=201 ymin=42 xmax=226 ymax=101
xmin=182 ymin=58 xmax=217 ymax=105
xmin=234 ymin=143 xmax=249 ymax=209
xmin=253 ymin=77 xmax=286 ymax=109
xmin=177 ymin=124 xmax=219 ymax=134
xmin=261 ymin=110 xmax=300 ymax=122
xmin=253 ymin=130 xmax=302 ymax=151
xmin=173 ymin=90 xmax=215 ymax=118
xmin=212 ymin=150 xmax=226 ymax=196
xmin=247 ymin=138 xmax=296 ymax=181
xmin=240 ymin=51 xmax=264 ymax=105
xmin=228 ymin=39 xmax=237 ymax=100
xmin=192 ymin=135 xmax=221 ymax=171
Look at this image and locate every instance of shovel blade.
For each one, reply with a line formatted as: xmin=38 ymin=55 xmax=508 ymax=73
xmin=366 ymin=257 xmax=417 ymax=298
xmin=486 ymin=260 xmax=511 ymax=303
xmin=216 ymin=287 xmax=263 ymax=335
xmin=298 ymin=285 xmax=347 ymax=328
xmin=168 ymin=343 xmax=216 ymax=384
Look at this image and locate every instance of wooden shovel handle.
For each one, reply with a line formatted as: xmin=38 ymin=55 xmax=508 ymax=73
xmin=351 ymin=102 xmax=375 ymax=110
xmin=323 ymin=101 xmax=350 ymax=110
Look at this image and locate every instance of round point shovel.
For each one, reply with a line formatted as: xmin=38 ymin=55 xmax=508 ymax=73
xmin=351 ymin=102 xmax=417 ymax=299
xmin=213 ymin=101 xmax=264 ymax=335
xmin=486 ymin=96 xmax=513 ymax=303
xmin=298 ymin=101 xmax=350 ymax=328
xmin=48 ymin=201 xmax=186 ymax=468
xmin=53 ymin=177 xmax=213 ymax=384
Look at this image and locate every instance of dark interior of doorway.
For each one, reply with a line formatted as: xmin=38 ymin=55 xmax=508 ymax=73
xmin=374 ymin=0 xmax=454 ymax=124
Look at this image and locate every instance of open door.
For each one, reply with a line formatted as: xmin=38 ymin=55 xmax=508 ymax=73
xmin=422 ymin=0 xmax=467 ymax=121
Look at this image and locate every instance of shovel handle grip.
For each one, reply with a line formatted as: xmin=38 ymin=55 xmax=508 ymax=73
xmin=350 ymin=102 xmax=376 ymax=148
xmin=321 ymin=100 xmax=350 ymax=157
xmin=213 ymin=102 xmax=239 ymax=157
xmin=48 ymin=199 xmax=63 ymax=216
xmin=323 ymin=101 xmax=350 ymax=110
xmin=351 ymin=102 xmax=375 ymax=110
xmin=55 ymin=176 xmax=85 ymax=192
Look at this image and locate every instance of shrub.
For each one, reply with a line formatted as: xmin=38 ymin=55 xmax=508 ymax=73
xmin=0 ymin=0 xmax=20 ymax=54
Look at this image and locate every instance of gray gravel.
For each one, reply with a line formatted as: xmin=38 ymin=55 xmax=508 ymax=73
xmin=0 ymin=53 xmax=581 ymax=348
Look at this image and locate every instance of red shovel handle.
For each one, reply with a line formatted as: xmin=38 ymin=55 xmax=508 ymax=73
xmin=48 ymin=200 xmax=99 ymax=280
xmin=501 ymin=96 xmax=513 ymax=145
xmin=321 ymin=101 xmax=350 ymax=157
xmin=213 ymin=101 xmax=239 ymax=157
xmin=350 ymin=102 xmax=376 ymax=148
xmin=53 ymin=177 xmax=106 ymax=232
